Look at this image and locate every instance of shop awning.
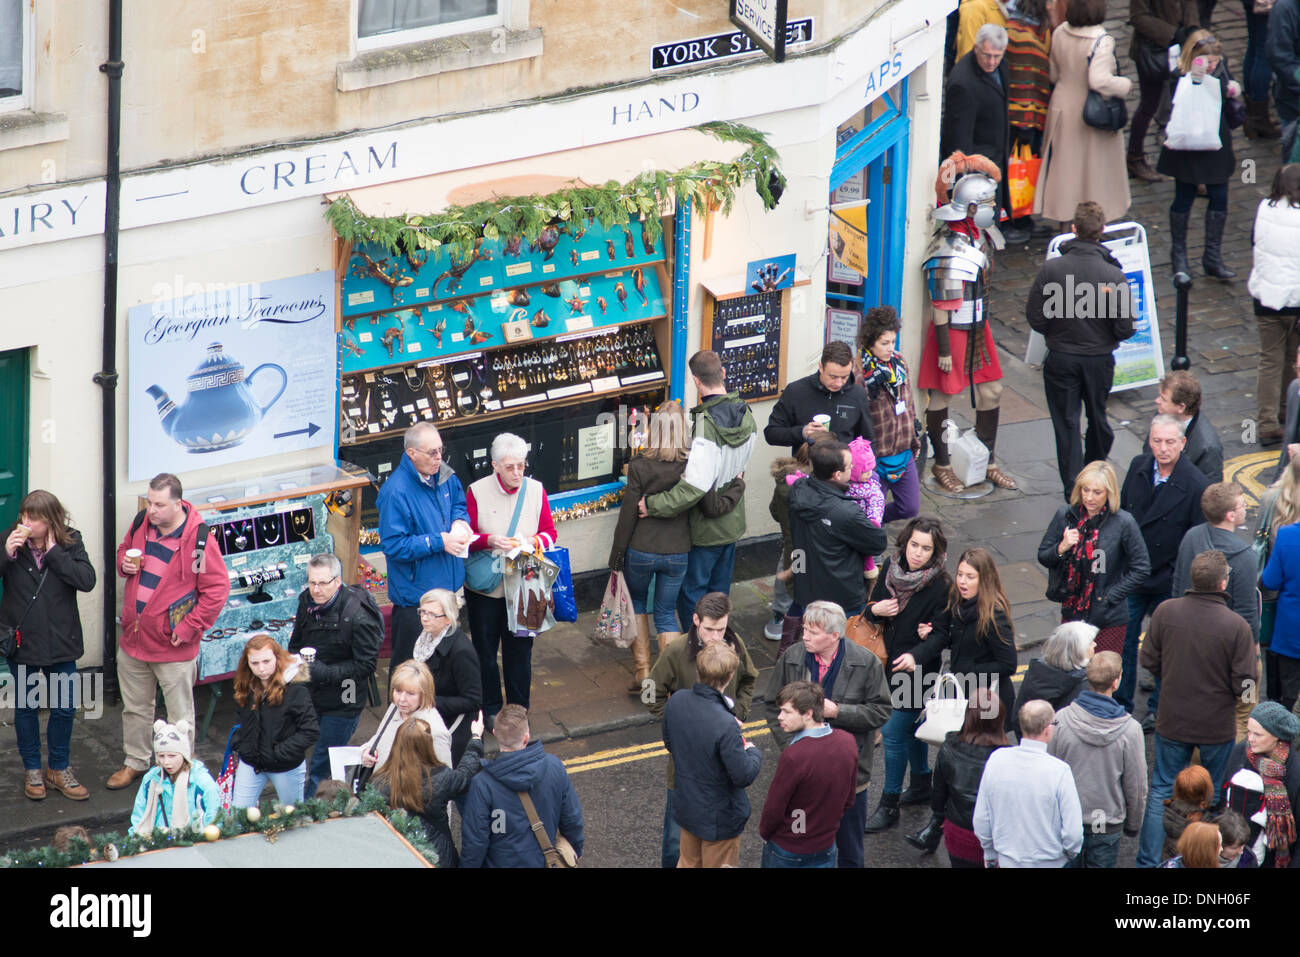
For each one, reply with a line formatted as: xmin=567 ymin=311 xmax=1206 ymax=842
xmin=324 ymin=128 xmax=747 ymax=217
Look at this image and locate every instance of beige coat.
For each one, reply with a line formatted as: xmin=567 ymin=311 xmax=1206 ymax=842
xmin=1034 ymin=23 xmax=1133 ymax=223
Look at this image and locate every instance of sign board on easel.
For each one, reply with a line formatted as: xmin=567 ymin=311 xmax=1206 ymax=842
xmin=1024 ymin=222 xmax=1165 ymax=392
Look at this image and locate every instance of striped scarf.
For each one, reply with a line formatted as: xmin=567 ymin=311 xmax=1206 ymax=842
xmin=1248 ymin=742 xmax=1296 ymax=868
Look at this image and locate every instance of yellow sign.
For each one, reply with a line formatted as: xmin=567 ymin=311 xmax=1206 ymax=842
xmin=829 ymin=205 xmax=868 ymax=277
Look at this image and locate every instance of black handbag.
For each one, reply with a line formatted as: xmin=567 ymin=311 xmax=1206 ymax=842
xmin=1046 ymin=561 xmax=1071 ymax=603
xmin=1134 ymin=35 xmax=1170 ymax=80
xmin=1083 ymin=35 xmax=1129 ymax=132
xmin=0 ymin=566 xmax=49 ymax=659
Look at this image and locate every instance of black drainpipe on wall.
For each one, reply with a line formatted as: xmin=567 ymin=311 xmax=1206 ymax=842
xmin=94 ymin=0 xmax=124 ymax=701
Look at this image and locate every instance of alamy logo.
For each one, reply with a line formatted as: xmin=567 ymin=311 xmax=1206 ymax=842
xmin=49 ymin=888 xmax=151 ymax=937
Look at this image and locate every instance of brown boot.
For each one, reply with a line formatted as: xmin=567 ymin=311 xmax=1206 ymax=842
xmin=24 ymin=769 xmax=45 ymax=800
xmin=45 ymin=767 xmax=90 ymax=801
xmin=657 ymin=630 xmax=681 ymax=655
xmin=106 ymin=765 xmax=144 ymax=790
xmin=1244 ymin=97 xmax=1282 ymax=139
xmin=627 ymin=614 xmax=652 ymax=693
xmin=1126 ymin=154 xmax=1162 ymax=183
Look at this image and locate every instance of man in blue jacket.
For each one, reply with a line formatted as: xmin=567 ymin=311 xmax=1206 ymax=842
xmin=662 ymin=641 xmax=763 ymax=867
xmin=377 ymin=422 xmax=472 ymax=685
xmin=460 ymin=705 xmax=584 ymax=868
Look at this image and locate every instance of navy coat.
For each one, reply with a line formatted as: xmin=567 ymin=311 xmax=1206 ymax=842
xmin=1120 ymin=452 xmax=1210 ymax=597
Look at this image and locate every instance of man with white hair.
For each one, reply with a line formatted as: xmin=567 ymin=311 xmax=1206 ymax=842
xmin=465 ymin=432 xmax=557 ymax=724
xmin=974 ymin=699 xmax=1083 ymax=867
xmin=377 ymin=421 xmax=473 ymax=687
xmin=941 ymin=22 xmax=1025 ymax=243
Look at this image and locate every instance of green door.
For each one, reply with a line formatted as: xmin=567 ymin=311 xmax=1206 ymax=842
xmin=0 ymin=348 xmax=28 ymax=532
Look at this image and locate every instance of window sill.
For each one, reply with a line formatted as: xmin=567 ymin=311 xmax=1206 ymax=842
xmin=337 ymin=27 xmax=543 ymax=92
xmin=0 ymin=110 xmax=70 ymax=152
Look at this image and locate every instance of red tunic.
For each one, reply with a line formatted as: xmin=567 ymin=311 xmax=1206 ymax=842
xmin=916 ymin=323 xmax=1003 ymax=395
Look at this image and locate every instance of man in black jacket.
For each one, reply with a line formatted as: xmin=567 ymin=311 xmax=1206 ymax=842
xmin=787 ymin=441 xmax=889 ymax=618
xmin=763 ymin=340 xmax=874 ymax=457
xmin=1117 ymin=415 xmax=1211 ymax=722
xmin=1152 ymin=370 xmax=1223 ymax=483
xmin=1026 ymin=202 xmax=1135 ymax=500
xmin=1268 ymin=0 xmax=1300 ymax=160
xmin=288 ymin=553 xmax=383 ymax=797
xmin=941 ymin=23 xmax=1023 ymax=242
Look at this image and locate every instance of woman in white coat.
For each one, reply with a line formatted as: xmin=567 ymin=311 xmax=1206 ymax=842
xmin=356 ymin=659 xmax=452 ymax=770
xmin=1249 ymin=164 xmax=1300 ymax=450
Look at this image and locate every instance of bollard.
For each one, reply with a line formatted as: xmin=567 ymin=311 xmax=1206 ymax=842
xmin=1170 ymin=270 xmax=1192 ymax=371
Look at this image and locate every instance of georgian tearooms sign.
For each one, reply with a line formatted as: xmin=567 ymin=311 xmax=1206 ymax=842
xmin=730 ymin=0 xmax=790 ymax=62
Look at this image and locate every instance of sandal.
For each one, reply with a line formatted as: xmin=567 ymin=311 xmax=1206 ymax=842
xmin=930 ymin=464 xmax=965 ymax=492
xmin=985 ymin=464 xmax=1018 ymax=490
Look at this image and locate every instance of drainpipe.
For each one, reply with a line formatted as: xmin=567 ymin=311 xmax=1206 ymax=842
xmin=94 ymin=0 xmax=124 ymax=700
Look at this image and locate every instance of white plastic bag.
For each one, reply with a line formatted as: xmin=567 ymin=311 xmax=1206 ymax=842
xmin=1164 ymin=74 xmax=1223 ymax=151
xmin=949 ymin=428 xmax=990 ymax=487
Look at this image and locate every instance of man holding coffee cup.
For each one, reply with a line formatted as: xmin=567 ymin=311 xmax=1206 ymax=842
xmin=108 ymin=473 xmax=229 ymax=791
xmin=764 ymin=341 xmax=875 ymax=456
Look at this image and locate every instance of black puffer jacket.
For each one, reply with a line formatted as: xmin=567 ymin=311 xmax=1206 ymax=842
xmin=287 ymin=585 xmax=383 ymax=719
xmin=787 ymin=475 xmax=888 ymax=613
xmin=0 ymin=528 xmax=96 ymax=666
xmin=232 ymin=661 xmax=320 ymax=773
xmin=863 ymin=556 xmax=951 ymax=666
xmin=932 ymin=736 xmax=1009 ymax=830
xmin=1010 ymin=660 xmax=1087 ymax=736
xmin=422 ymin=627 xmax=483 ymax=764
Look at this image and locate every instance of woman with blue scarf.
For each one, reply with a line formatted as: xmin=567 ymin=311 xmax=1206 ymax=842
xmin=857 ymin=306 xmax=921 ymax=523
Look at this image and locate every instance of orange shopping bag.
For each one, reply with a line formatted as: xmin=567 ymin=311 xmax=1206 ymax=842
xmin=1008 ymin=144 xmax=1042 ymax=219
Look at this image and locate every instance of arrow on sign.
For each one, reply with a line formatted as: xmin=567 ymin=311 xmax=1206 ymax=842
xmin=274 ymin=423 xmax=321 ymax=440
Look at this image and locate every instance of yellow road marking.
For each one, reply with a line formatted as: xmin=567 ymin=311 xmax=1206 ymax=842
xmin=1225 ymin=450 xmax=1280 ymax=505
xmin=562 ymin=722 xmax=770 ymax=774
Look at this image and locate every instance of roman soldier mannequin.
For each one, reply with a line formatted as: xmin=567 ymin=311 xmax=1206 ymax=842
xmin=917 ymin=152 xmax=1017 ymax=492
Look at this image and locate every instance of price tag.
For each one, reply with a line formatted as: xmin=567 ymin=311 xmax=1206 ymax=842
xmin=358 ymin=332 xmax=373 ymax=343
xmin=895 ymin=400 xmax=907 ymax=415
xmin=406 ymin=341 xmax=421 ymax=353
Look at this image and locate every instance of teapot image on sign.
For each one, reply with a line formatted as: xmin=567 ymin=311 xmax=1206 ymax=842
xmin=145 ymin=342 xmax=288 ymax=453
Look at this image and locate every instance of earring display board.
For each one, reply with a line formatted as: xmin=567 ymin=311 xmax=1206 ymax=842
xmin=700 ymin=288 xmax=789 ymax=404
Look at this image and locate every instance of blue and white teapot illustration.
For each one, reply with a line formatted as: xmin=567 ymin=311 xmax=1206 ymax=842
xmin=146 ymin=342 xmax=287 ymax=453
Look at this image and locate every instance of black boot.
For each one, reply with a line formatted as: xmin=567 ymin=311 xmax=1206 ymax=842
xmin=905 ymin=813 xmax=945 ymax=853
xmin=899 ymin=772 xmax=932 ymax=806
xmin=864 ymin=792 xmax=901 ymax=833
xmin=1170 ymin=209 xmax=1191 ymax=277
xmin=1202 ymin=209 xmax=1236 ymax=280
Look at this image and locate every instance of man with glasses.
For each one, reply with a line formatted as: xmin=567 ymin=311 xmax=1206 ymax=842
xmin=288 ymin=553 xmax=383 ymax=797
xmin=377 ymin=422 xmax=473 ymax=688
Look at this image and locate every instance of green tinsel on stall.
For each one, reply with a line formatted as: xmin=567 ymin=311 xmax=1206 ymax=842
xmin=325 ymin=121 xmax=786 ymax=262
xmin=0 ymin=786 xmax=439 ymax=869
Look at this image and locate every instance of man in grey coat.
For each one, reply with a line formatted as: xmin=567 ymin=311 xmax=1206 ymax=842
xmin=1171 ymin=482 xmax=1259 ymax=638
xmin=766 ymin=599 xmax=892 ymax=869
xmin=1048 ymin=652 xmax=1147 ymax=869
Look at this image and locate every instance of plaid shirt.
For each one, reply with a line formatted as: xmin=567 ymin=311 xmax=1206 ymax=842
xmin=864 ymin=356 xmax=921 ymax=458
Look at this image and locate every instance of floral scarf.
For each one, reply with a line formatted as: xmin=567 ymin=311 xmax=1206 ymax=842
xmin=863 ymin=352 xmax=909 ymax=400
xmin=1248 ymin=741 xmax=1297 ymax=868
xmin=1061 ymin=510 xmax=1107 ymax=622
xmin=885 ymin=554 xmax=946 ymax=612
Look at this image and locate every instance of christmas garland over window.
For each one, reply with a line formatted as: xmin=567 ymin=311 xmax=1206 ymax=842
xmin=325 ymin=121 xmax=785 ymax=262
xmin=0 ymin=787 xmax=439 ymax=869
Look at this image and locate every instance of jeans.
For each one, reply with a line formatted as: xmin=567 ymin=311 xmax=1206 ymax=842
xmin=880 ymin=707 xmax=929 ymax=795
xmin=1068 ymin=829 xmax=1124 ymax=868
xmin=1172 ymin=180 xmax=1228 ymax=214
xmin=1043 ymin=351 xmax=1116 ymax=499
xmin=1136 ymin=734 xmax=1234 ymax=867
xmin=306 ymin=713 xmax=360 ymax=798
xmin=6 ymin=660 xmax=77 ymax=771
xmin=771 ymin=554 xmax=793 ymax=619
xmin=676 ymin=543 xmax=737 ymax=632
xmin=761 ymin=841 xmax=837 ymax=868
xmin=1241 ymin=0 xmax=1273 ymax=102
xmin=466 ymin=589 xmax=533 ymax=719
xmin=661 ymin=787 xmax=681 ymax=869
xmin=835 ymin=789 xmax=870 ymax=868
xmin=232 ymin=758 xmax=307 ymax=808
xmin=1118 ymin=592 xmax=1167 ymax=712
xmin=880 ymin=458 xmax=921 ymax=524
xmin=623 ymin=548 xmax=688 ymax=634
xmin=1147 ymin=676 xmax=1162 ymax=717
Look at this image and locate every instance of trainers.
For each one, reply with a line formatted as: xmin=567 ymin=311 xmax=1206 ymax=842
xmin=764 ymin=616 xmax=784 ymax=641
xmin=106 ymin=765 xmax=144 ymax=790
xmin=24 ymin=769 xmax=45 ymax=800
xmin=46 ymin=767 xmax=90 ymax=800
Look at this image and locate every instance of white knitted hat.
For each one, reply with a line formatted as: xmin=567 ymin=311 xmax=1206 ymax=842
xmin=152 ymin=718 xmax=192 ymax=761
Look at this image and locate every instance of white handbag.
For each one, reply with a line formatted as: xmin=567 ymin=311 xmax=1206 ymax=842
xmin=915 ymin=672 xmax=968 ymax=745
xmin=1164 ymin=74 xmax=1223 ymax=151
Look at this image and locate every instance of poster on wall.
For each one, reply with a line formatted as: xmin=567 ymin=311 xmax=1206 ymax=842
xmin=829 ymin=206 xmax=868 ymax=277
xmin=127 ymin=269 xmax=338 ymax=481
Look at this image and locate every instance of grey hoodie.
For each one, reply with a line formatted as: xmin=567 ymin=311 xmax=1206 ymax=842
xmin=1048 ymin=692 xmax=1148 ymax=836
xmin=1170 ymin=523 xmax=1259 ymax=638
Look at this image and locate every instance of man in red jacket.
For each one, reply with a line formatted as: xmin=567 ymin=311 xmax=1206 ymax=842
xmin=107 ymin=473 xmax=230 ymax=790
xmin=759 ymin=680 xmax=858 ymax=867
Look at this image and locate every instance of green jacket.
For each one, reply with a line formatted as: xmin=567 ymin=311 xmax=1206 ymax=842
xmin=645 ymin=628 xmax=758 ymax=789
xmin=644 ymin=392 xmax=757 ymax=547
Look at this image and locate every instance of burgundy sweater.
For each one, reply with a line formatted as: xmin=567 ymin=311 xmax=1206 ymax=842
xmin=759 ymin=727 xmax=858 ymax=853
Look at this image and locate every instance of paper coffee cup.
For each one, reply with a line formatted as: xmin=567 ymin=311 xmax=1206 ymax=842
xmin=125 ymin=548 xmax=142 ymax=559
xmin=812 ymin=414 xmax=831 ymax=427
xmin=300 ymin=646 xmax=317 ymax=663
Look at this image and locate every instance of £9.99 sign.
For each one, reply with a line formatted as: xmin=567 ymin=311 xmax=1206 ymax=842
xmin=730 ymin=0 xmax=790 ymax=62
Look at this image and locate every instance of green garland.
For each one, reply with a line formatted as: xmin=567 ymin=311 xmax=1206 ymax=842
xmin=325 ymin=121 xmax=785 ymax=262
xmin=0 ymin=785 xmax=440 ymax=869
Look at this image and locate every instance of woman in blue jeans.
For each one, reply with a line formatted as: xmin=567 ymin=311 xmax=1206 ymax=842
xmin=861 ymin=516 xmax=952 ymax=832
xmin=609 ymin=400 xmax=743 ymax=692
xmin=1240 ymin=0 xmax=1280 ymax=139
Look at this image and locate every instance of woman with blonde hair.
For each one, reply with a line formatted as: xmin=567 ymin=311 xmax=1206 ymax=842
xmin=1037 ymin=460 xmax=1150 ymax=655
xmin=356 ymin=659 xmax=452 ymax=770
xmin=608 ymin=400 xmax=743 ymax=689
xmin=374 ymin=712 xmax=485 ymax=867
